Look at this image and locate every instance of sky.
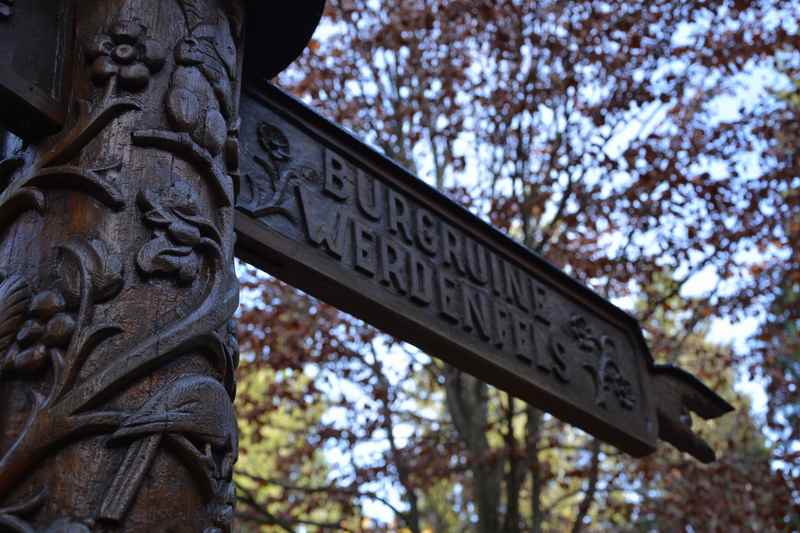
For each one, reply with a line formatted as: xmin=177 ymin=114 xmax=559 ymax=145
xmin=254 ymin=3 xmax=796 ymax=526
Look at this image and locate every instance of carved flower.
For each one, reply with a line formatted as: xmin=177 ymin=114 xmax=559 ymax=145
xmin=86 ymin=20 xmax=166 ymax=92
xmin=2 ymin=289 xmax=75 ymax=375
xmin=257 ymin=123 xmax=291 ymax=166
xmin=137 ymin=191 xmax=223 ymax=286
xmin=239 ymin=121 xmax=321 ymax=222
xmin=566 ymin=315 xmax=600 ymax=352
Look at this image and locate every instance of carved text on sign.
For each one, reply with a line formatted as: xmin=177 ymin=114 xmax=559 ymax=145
xmin=236 ymin=87 xmax=655 ymax=457
xmin=248 ymin=129 xmax=637 ymax=411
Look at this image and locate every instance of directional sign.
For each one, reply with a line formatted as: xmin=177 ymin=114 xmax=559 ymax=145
xmin=234 ymin=83 xmax=733 ymax=462
xmin=0 ymin=0 xmax=74 ymax=139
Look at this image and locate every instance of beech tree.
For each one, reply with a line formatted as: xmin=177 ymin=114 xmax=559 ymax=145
xmin=234 ymin=1 xmax=800 ymax=531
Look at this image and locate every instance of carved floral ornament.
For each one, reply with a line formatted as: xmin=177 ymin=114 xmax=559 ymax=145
xmin=137 ymin=190 xmax=224 ymax=285
xmin=0 ymin=239 xmax=123 ymax=382
xmin=239 ymin=121 xmax=322 ymax=220
xmin=86 ymin=20 xmax=166 ymax=92
xmin=565 ymin=315 xmax=636 ymax=410
xmin=0 ymin=0 xmax=243 ymax=529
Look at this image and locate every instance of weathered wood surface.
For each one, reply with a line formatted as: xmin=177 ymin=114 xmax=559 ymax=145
xmin=235 ymin=83 xmax=733 ymax=462
xmin=0 ymin=1 xmax=242 ymax=530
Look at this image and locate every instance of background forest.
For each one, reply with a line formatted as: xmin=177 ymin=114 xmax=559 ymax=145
xmin=233 ymin=1 xmax=800 ymax=531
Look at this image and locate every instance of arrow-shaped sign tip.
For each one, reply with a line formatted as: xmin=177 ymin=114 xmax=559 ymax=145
xmin=652 ymin=365 xmax=735 ymax=463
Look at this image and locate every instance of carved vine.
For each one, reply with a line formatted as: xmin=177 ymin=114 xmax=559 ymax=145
xmin=0 ymin=238 xmax=125 ymax=529
xmin=0 ymin=489 xmax=47 ymax=533
xmin=238 ymin=121 xmax=322 ymax=221
xmin=0 ymin=225 xmax=238 ymax=527
xmin=0 ymin=18 xmax=165 ymax=234
xmin=132 ymin=130 xmax=233 ymax=207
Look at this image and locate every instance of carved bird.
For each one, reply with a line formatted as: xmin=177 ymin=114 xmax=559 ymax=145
xmin=166 ymin=20 xmax=237 ymax=158
xmin=99 ymin=375 xmax=237 ymax=522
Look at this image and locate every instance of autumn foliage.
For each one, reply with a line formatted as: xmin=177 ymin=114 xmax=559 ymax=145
xmin=234 ymin=1 xmax=800 ymax=531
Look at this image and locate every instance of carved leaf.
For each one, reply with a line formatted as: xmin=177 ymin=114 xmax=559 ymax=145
xmin=88 ymin=240 xmax=124 ymax=304
xmin=190 ymin=30 xmax=229 ymax=78
xmin=60 ymin=239 xmax=124 ymax=307
xmin=30 ymin=167 xmax=125 ymax=211
xmin=143 ymin=209 xmax=172 ymax=228
xmin=172 ymin=208 xmax=223 ymax=246
xmin=257 ymin=123 xmax=291 ymax=163
xmin=207 ymin=62 xmax=234 ymax=120
xmin=200 ymin=108 xmax=227 ymax=156
xmin=100 ymin=374 xmax=237 ymax=521
xmin=137 ymin=190 xmax=172 ymax=227
xmin=0 ymin=275 xmax=31 ymax=356
xmin=166 ymin=87 xmax=201 ymax=133
xmin=60 ymin=258 xmax=81 ymax=309
xmin=110 ymin=375 xmax=236 ymax=449
xmin=137 ymin=236 xmax=198 ymax=285
xmin=207 ymin=18 xmax=237 ymax=80
xmin=0 ymin=188 xmax=46 ymax=231
xmin=39 ymin=99 xmax=141 ymax=169
xmin=168 ymin=221 xmax=202 ymax=246
xmin=58 ymin=324 xmax=124 ymax=396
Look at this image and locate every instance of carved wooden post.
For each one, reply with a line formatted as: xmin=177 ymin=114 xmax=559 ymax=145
xmin=0 ymin=1 xmax=243 ymax=530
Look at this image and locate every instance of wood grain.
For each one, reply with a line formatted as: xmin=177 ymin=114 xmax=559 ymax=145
xmin=0 ymin=1 xmax=242 ymax=530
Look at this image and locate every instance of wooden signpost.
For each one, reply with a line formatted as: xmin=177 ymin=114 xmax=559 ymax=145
xmin=0 ymin=1 xmax=731 ymax=531
xmin=234 ymin=84 xmax=733 ymax=462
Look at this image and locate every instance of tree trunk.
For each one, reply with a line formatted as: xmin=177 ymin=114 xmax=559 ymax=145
xmin=501 ymin=396 xmax=524 ymax=533
xmin=527 ymin=406 xmax=545 ymax=533
xmin=444 ymin=366 xmax=502 ymax=533
xmin=0 ymin=1 xmax=242 ymax=530
xmin=571 ymin=439 xmax=601 ymax=533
